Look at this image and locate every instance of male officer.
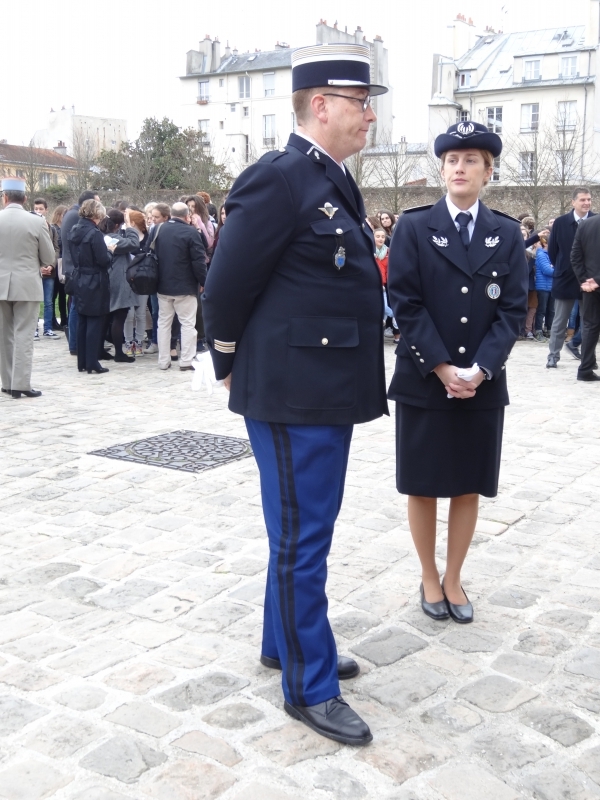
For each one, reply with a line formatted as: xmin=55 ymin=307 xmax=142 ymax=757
xmin=570 ymin=213 xmax=600 ymax=381
xmin=203 ymin=44 xmax=388 ymax=745
xmin=0 ymin=178 xmax=56 ymax=398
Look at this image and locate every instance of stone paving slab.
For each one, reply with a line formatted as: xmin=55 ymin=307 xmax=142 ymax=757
xmin=0 ymin=336 xmax=598 ymax=797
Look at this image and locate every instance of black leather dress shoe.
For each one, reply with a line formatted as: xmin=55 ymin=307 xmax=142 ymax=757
xmin=566 ymin=341 xmax=582 ymax=359
xmin=442 ymin=582 xmax=473 ymax=624
xmin=420 ymin=583 xmax=450 ymax=620
xmin=577 ymin=372 xmax=600 ymax=382
xmin=260 ymin=654 xmax=360 ymax=680
xmin=284 ymin=696 xmax=372 ymax=745
xmin=1 ymin=388 xmax=9 ymax=394
xmin=99 ymin=350 xmax=114 ymax=361
xmin=87 ymin=367 xmax=109 ymax=374
xmin=10 ymin=389 xmax=42 ymax=399
xmin=546 ymin=358 xmax=558 ymax=369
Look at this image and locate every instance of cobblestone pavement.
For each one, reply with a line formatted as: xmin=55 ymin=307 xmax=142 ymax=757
xmin=0 ymin=333 xmax=599 ymax=800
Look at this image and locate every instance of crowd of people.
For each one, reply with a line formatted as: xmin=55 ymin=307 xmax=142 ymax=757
xmin=30 ymin=189 xmax=227 ymax=375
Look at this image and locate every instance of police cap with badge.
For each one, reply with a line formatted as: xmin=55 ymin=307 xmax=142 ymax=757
xmin=291 ymin=42 xmax=388 ymax=95
xmin=434 ymin=120 xmax=502 ymax=158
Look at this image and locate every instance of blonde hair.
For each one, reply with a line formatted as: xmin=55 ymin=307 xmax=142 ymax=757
xmin=440 ymin=149 xmax=495 ymax=186
xmin=79 ymin=199 xmax=106 ymax=220
xmin=292 ymin=87 xmax=330 ymax=125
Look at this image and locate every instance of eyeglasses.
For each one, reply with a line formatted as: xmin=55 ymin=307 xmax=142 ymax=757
xmin=322 ymin=93 xmax=372 ymax=112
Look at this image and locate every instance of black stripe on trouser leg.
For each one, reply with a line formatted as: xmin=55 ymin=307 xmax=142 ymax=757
xmin=269 ymin=422 xmax=306 ymax=706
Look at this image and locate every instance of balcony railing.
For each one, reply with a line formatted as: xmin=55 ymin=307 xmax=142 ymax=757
xmin=522 ymin=75 xmax=542 ymax=82
xmin=263 ymin=137 xmax=276 ymax=148
xmin=197 ymin=96 xmax=210 ymax=105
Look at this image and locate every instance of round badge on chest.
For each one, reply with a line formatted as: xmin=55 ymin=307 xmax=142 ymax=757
xmin=487 ymin=283 xmax=501 ymax=300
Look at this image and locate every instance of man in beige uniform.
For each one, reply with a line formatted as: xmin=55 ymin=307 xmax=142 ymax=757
xmin=0 ymin=178 xmax=56 ymax=398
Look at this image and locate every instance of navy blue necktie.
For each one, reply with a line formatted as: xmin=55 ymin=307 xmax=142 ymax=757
xmin=456 ymin=212 xmax=472 ymax=249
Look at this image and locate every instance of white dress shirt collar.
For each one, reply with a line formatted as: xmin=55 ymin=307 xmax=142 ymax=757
xmin=445 ymin=196 xmax=479 ymax=240
xmin=574 ymin=209 xmax=589 ymax=222
xmin=295 ymin=132 xmax=346 ymax=173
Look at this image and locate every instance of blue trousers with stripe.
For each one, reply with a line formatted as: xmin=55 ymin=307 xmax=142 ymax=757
xmin=245 ymin=418 xmax=353 ymax=707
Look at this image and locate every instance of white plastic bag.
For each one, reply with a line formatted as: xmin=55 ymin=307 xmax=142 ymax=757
xmin=191 ymin=351 xmax=223 ymax=395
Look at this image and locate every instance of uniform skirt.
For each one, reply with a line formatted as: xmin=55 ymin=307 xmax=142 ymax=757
xmin=396 ymin=402 xmax=504 ymax=498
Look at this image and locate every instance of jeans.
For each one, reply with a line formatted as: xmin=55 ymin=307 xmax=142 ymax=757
xmin=535 ymin=290 xmax=554 ymax=333
xmin=124 ymin=296 xmax=148 ymax=343
xmin=42 ymin=278 xmax=54 ymax=334
xmin=150 ymin=294 xmax=158 ymax=344
xmin=568 ymin=300 xmax=580 ymax=330
xmin=68 ymin=301 xmax=78 ymax=352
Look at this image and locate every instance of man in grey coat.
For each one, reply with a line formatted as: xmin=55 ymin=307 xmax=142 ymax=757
xmin=0 ymin=178 xmax=56 ymax=398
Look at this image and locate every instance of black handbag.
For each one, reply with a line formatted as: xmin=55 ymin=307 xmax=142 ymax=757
xmin=126 ymin=223 xmax=162 ymax=295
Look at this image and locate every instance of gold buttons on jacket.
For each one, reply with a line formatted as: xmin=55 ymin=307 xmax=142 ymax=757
xmin=461 ymin=317 xmax=468 ymax=323
xmin=321 ymin=338 xmax=329 ymax=345
xmin=461 ymin=287 xmax=468 ymax=293
xmin=458 ymin=347 xmax=466 ymax=354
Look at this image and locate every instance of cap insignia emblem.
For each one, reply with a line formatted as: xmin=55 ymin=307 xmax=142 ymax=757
xmin=457 ymin=122 xmax=475 ymax=136
xmin=319 ymin=203 xmax=338 ymax=219
xmin=432 ymin=235 xmax=449 ymax=247
xmin=485 ymin=236 xmax=500 ymax=248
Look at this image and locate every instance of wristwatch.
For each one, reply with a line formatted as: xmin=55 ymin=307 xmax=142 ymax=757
xmin=480 ymin=366 xmax=493 ymax=381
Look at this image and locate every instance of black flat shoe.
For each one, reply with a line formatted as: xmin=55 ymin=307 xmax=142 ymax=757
xmin=260 ymin=654 xmax=360 ymax=680
xmin=87 ymin=367 xmax=109 ymax=374
xmin=442 ymin=581 xmax=473 ymax=624
xmin=99 ymin=350 xmax=114 ymax=361
xmin=284 ymin=696 xmax=372 ymax=745
xmin=114 ymin=354 xmax=135 ymax=363
xmin=577 ymin=372 xmax=600 ymax=381
xmin=10 ymin=389 xmax=42 ymax=399
xmin=420 ymin=583 xmax=450 ymax=620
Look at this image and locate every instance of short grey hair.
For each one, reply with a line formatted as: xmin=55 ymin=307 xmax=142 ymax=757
xmin=171 ymin=202 xmax=189 ymax=219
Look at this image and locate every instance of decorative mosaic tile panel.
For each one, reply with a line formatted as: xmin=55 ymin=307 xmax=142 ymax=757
xmin=90 ymin=430 xmax=253 ymax=474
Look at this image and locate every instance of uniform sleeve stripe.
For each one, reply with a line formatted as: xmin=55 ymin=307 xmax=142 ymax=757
xmin=214 ymin=340 xmax=236 ymax=353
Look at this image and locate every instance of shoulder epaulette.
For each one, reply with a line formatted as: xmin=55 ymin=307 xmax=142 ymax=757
xmin=491 ymin=209 xmax=520 ymax=224
xmin=402 ymin=204 xmax=434 ymax=215
xmin=259 ymin=148 xmax=289 ymax=164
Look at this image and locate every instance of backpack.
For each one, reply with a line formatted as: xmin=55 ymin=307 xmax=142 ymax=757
xmin=126 ymin=223 xmax=162 ymax=295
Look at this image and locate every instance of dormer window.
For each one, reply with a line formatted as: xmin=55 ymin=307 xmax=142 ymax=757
xmin=561 ymin=56 xmax=577 ymax=77
xmin=524 ymin=59 xmax=541 ymax=81
xmin=459 ymin=72 xmax=471 ymax=88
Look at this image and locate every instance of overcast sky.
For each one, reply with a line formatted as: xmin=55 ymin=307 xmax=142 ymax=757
xmin=1 ymin=0 xmax=591 ymax=147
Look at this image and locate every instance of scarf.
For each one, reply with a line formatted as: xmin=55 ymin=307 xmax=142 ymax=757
xmin=375 ymin=244 xmax=388 ymax=260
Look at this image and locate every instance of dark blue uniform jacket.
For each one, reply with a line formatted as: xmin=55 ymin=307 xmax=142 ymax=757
xmin=203 ymin=133 xmax=388 ymax=425
xmin=387 ymin=197 xmax=528 ymax=410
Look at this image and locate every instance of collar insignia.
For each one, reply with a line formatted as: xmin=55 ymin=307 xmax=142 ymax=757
xmin=319 ymin=203 xmax=338 ymax=219
xmin=432 ymin=235 xmax=449 ymax=247
xmin=485 ymin=236 xmax=500 ymax=248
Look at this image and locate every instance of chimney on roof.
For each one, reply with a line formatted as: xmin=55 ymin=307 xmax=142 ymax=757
xmin=223 ymin=42 xmax=231 ymax=61
xmin=586 ymin=0 xmax=600 ymax=46
xmin=54 ymin=141 xmax=67 ymax=156
xmin=232 ymin=47 xmax=238 ymax=56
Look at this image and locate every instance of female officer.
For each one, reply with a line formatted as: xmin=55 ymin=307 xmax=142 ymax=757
xmin=387 ymin=121 xmax=528 ymax=624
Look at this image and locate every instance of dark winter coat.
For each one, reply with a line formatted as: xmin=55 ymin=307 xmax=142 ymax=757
xmin=153 ymin=218 xmax=206 ymax=296
xmin=68 ymin=218 xmax=111 ymax=316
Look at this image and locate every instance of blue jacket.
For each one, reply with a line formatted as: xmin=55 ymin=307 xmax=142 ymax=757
xmin=387 ymin=198 xmax=528 ymax=410
xmin=534 ymin=249 xmax=554 ymax=291
xmin=203 ymin=133 xmax=388 ymax=425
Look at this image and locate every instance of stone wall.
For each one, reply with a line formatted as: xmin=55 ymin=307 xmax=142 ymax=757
xmin=362 ymin=185 xmax=577 ymax=224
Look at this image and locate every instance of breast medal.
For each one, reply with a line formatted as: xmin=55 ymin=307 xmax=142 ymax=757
xmin=487 ymin=283 xmax=501 ymax=300
xmin=334 ymin=246 xmax=346 ymax=269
